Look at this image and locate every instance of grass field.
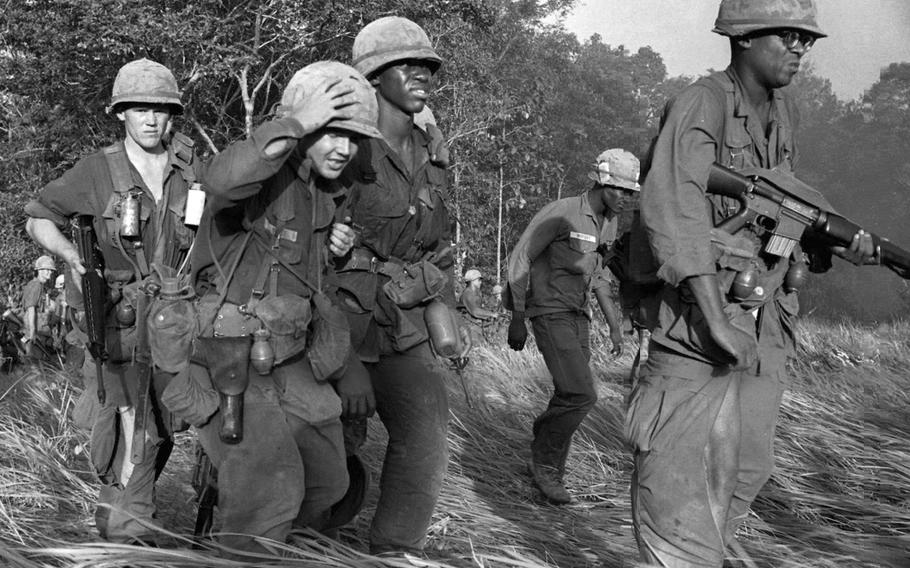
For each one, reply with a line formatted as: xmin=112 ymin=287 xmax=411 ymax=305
xmin=1 ymin=317 xmax=909 ymax=567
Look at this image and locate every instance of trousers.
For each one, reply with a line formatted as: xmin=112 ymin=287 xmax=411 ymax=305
xmin=367 ymin=341 xmax=449 ymax=554
xmin=626 ymin=356 xmax=785 ymax=567
xmin=74 ymin=357 xmax=175 ymax=543
xmin=529 ymin=312 xmax=597 ymax=471
xmin=191 ymin=354 xmax=347 ymax=554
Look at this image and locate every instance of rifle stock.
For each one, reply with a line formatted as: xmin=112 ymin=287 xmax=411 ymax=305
xmin=706 ymin=164 xmax=910 ymax=279
xmin=73 ymin=215 xmax=109 ymax=403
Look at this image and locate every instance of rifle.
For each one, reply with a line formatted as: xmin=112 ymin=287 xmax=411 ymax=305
xmin=73 ymin=215 xmax=109 ymax=404
xmin=706 ymin=164 xmax=910 ymax=279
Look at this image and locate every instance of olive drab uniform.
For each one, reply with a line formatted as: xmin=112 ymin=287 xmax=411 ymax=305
xmin=335 ymin=128 xmax=456 ymax=553
xmin=626 ymin=64 xmax=832 ymax=566
xmin=25 ymin=133 xmax=201 ymax=543
xmin=161 ymin=60 xmax=381 ymax=554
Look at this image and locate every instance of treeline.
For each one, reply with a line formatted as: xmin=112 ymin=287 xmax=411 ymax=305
xmin=2 ymin=0 xmax=909 ymax=321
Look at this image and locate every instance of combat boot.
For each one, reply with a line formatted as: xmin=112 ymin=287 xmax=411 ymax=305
xmin=528 ymin=459 xmax=571 ymax=504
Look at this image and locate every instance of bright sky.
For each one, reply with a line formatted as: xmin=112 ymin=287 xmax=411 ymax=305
xmin=562 ymin=0 xmax=910 ymax=101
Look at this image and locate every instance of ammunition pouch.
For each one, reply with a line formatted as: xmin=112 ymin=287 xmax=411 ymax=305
xmin=251 ymin=294 xmax=312 ymax=366
xmin=307 ymin=292 xmax=351 ymax=382
xmin=382 ymin=260 xmax=448 ymax=309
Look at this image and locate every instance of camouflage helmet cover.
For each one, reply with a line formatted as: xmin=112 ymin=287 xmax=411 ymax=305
xmin=34 ymin=255 xmax=56 ymax=271
xmin=588 ymin=148 xmax=641 ymax=191
xmin=352 ymin=16 xmax=442 ymax=79
xmin=279 ymin=61 xmax=381 ymax=139
xmin=713 ymin=0 xmax=826 ymax=38
xmin=464 ymin=269 xmax=482 ymax=282
xmin=107 ymin=58 xmax=183 ymax=114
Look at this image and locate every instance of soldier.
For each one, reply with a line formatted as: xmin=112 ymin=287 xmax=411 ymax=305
xmin=332 ymin=16 xmax=471 ymax=555
xmin=506 ymin=148 xmax=632 ymax=503
xmin=161 ymin=60 xmax=380 ymax=554
xmin=626 ymin=1 xmax=877 ymax=565
xmin=21 ymin=255 xmax=56 ymax=356
xmin=25 ymin=58 xmax=202 ymax=543
xmin=458 ymin=269 xmax=498 ymax=322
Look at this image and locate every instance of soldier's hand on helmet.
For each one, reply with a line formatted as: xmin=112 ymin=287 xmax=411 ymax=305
xmin=286 ymin=77 xmax=356 ymax=135
xmin=609 ymin=328 xmax=624 ymax=357
xmin=710 ymin=320 xmax=757 ymax=371
xmin=507 ymin=312 xmax=528 ymax=351
xmin=328 ymin=222 xmax=356 ymax=257
xmin=832 ymin=230 xmax=880 ymax=266
xmin=335 ymin=360 xmax=376 ymax=419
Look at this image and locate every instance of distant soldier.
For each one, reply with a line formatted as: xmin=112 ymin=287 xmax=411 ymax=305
xmin=458 ymin=269 xmax=498 ymax=322
xmin=25 ymin=58 xmax=202 ymax=543
xmin=507 ymin=148 xmax=635 ymax=503
xmin=21 ymin=255 xmax=56 ymax=356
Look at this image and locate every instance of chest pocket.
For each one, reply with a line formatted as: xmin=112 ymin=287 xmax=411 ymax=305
xmin=555 ymin=231 xmax=599 ymax=275
xmin=723 ymin=119 xmax=754 ymax=171
xmin=354 ymin=177 xmax=410 ymax=257
xmin=412 ymin=166 xmax=450 ymax=251
xmin=263 ymin=216 xmax=303 ymax=266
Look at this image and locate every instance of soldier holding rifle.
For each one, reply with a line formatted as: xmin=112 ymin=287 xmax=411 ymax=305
xmin=625 ymin=1 xmax=881 ymax=566
xmin=25 ymin=58 xmax=202 ymax=543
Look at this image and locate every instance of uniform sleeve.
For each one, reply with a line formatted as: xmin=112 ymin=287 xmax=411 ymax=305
xmin=21 ymin=280 xmax=42 ymax=309
xmin=507 ymin=202 xmax=565 ymax=312
xmin=25 ymin=157 xmax=105 ymax=227
xmin=201 ymin=117 xmax=306 ymax=212
xmin=641 ymin=85 xmax=725 ymax=287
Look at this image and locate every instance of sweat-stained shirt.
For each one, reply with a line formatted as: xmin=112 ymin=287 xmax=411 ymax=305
xmin=507 ymin=191 xmax=616 ymax=319
xmin=641 ymin=66 xmax=828 ymax=378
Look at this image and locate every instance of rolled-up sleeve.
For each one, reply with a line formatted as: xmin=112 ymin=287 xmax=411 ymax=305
xmin=507 ymin=202 xmax=564 ymax=313
xmin=25 ymin=157 xmax=102 ymax=227
xmin=641 ymin=85 xmax=724 ymax=287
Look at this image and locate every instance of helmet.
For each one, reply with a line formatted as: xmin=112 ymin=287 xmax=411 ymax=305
xmin=55 ymin=274 xmax=65 ymax=289
xmin=280 ymin=61 xmax=381 ymax=139
xmin=713 ymin=0 xmax=826 ymax=38
xmin=464 ymin=269 xmax=482 ymax=283
xmin=34 ymin=255 xmax=55 ymax=271
xmin=107 ymin=58 xmax=184 ymax=114
xmin=352 ymin=17 xmax=442 ymax=79
xmin=588 ymin=148 xmax=641 ymax=191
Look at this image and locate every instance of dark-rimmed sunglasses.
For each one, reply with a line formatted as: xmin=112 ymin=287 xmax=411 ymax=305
xmin=776 ymin=30 xmax=816 ymax=52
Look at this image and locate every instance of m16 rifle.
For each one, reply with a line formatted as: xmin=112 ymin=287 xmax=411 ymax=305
xmin=73 ymin=215 xmax=109 ymax=403
xmin=706 ymin=164 xmax=910 ymax=279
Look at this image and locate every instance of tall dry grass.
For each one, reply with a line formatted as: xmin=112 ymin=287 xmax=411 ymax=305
xmin=1 ymin=317 xmax=908 ymax=567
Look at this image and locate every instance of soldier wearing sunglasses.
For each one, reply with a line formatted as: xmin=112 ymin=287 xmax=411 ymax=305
xmin=625 ymin=1 xmax=878 ymax=566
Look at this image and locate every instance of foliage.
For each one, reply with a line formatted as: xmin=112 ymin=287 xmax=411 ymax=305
xmin=2 ymin=1 xmax=910 ymax=319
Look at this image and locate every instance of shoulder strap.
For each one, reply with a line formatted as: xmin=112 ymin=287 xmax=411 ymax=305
xmin=102 ymin=143 xmax=137 ymax=194
xmin=694 ymin=72 xmax=733 ymax=164
xmin=169 ymin=132 xmax=198 ymax=186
